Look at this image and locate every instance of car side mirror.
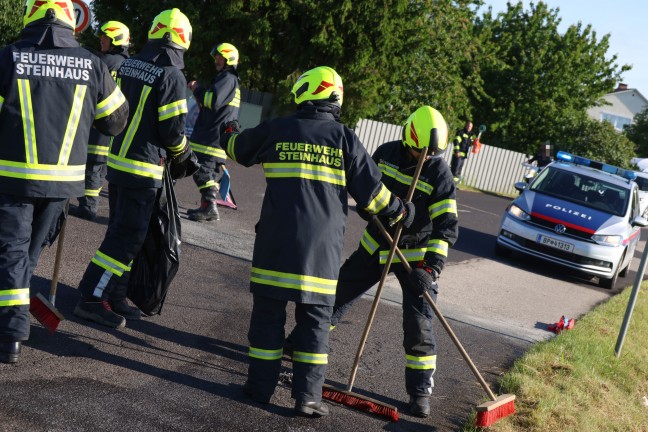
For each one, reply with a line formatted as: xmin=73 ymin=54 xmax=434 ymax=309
xmin=514 ymin=181 xmax=527 ymax=193
xmin=631 ymin=215 xmax=648 ymax=228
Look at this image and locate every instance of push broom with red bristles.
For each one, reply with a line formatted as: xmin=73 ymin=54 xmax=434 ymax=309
xmin=372 ymin=217 xmax=516 ymax=428
xmin=321 ymin=147 xmax=430 ymax=422
xmin=30 ymin=202 xmax=68 ymax=333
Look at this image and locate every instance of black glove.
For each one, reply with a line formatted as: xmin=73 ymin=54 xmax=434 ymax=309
xmin=407 ymin=265 xmax=439 ymax=297
xmin=169 ymin=148 xmax=200 ymax=180
xmin=356 ymin=205 xmax=372 ymax=222
xmin=223 ymin=120 xmax=241 ymax=135
xmin=388 ymin=198 xmax=415 ymax=228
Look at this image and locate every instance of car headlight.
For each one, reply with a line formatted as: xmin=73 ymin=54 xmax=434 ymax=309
xmin=591 ymin=234 xmax=623 ymax=247
xmin=507 ymin=204 xmax=531 ymax=221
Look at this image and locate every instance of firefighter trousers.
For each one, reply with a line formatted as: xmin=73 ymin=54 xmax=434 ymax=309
xmin=78 ymin=161 xmax=107 ymax=213
xmin=247 ymin=294 xmax=332 ymax=403
xmin=450 ymin=156 xmax=466 ymax=180
xmin=77 ymin=184 xmax=157 ymax=301
xmin=192 ymin=152 xmax=224 ymax=194
xmin=0 ymin=195 xmax=67 ymax=341
xmin=331 ymin=248 xmax=437 ymax=397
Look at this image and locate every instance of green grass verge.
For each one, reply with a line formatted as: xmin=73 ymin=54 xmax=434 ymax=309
xmin=461 ymin=283 xmax=648 ymax=432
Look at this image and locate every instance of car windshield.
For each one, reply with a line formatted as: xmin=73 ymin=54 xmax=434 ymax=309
xmin=530 ymin=166 xmax=629 ymax=217
xmin=634 ymin=175 xmax=648 ymax=192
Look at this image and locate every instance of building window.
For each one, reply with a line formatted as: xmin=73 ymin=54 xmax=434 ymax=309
xmin=601 ymin=113 xmax=632 ymax=131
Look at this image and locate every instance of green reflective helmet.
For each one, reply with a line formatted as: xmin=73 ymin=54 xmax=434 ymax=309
xmin=291 ymin=66 xmax=344 ymax=107
xmin=211 ymin=43 xmax=239 ymax=68
xmin=148 ymin=8 xmax=192 ymax=50
xmin=402 ymin=106 xmax=449 ymax=153
xmin=24 ymin=0 xmax=75 ymax=30
xmin=96 ymin=21 xmax=130 ymax=47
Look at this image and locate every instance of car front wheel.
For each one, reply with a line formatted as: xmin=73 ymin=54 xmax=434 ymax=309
xmin=599 ymin=253 xmax=624 ymax=289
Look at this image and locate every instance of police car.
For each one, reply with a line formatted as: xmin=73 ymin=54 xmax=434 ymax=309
xmin=496 ymin=151 xmax=648 ymax=288
xmin=633 ymin=171 xmax=648 ymax=217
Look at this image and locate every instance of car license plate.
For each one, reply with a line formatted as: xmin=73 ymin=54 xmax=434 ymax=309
xmin=537 ymin=234 xmax=574 ymax=252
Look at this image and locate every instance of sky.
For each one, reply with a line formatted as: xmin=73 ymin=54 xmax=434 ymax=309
xmin=483 ymin=0 xmax=647 ymax=94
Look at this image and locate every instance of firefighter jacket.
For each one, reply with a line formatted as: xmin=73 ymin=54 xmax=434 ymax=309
xmin=224 ymin=106 xmax=404 ymax=306
xmin=107 ymin=42 xmax=190 ymax=189
xmin=87 ymin=45 xmax=129 ymax=164
xmin=452 ymin=127 xmax=477 ymax=159
xmin=189 ymin=67 xmax=240 ymax=164
xmin=0 ymin=23 xmax=128 ymax=198
xmin=361 ymin=141 xmax=459 ymax=273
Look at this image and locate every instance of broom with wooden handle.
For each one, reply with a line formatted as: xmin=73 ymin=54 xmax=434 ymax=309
xmin=29 ymin=201 xmax=67 ymax=333
xmin=322 ymin=146 xmax=429 ymax=422
xmin=371 ymin=216 xmax=516 ymax=428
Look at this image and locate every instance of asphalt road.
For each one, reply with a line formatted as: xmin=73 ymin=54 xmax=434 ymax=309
xmin=0 ymin=162 xmax=642 ymax=432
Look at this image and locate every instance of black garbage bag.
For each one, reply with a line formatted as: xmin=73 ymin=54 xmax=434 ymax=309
xmin=127 ymin=166 xmax=181 ymax=315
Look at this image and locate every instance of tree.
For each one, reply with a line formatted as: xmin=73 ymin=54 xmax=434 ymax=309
xmin=472 ymin=1 xmax=629 ymax=154
xmin=625 ymin=106 xmax=648 ymax=157
xmin=0 ymin=0 xmax=23 ymax=46
xmin=89 ymin=0 xmax=482 ymax=128
xmin=558 ymin=114 xmax=635 ymax=168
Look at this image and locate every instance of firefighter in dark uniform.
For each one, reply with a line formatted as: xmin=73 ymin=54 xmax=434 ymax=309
xmin=0 ymin=0 xmax=128 ymax=363
xmin=70 ymin=21 xmax=130 ymax=221
xmin=222 ymin=66 xmax=415 ymax=417
xmin=450 ymin=120 xmax=476 ymax=182
xmin=74 ymin=8 xmax=198 ymax=328
xmin=527 ymin=143 xmax=553 ymax=168
xmin=325 ymin=106 xmax=458 ymax=417
xmin=186 ymin=42 xmax=240 ymax=222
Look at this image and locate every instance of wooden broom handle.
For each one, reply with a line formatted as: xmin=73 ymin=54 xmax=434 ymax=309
xmin=50 ymin=200 xmax=69 ymax=305
xmin=372 ymin=217 xmax=497 ymax=401
xmin=347 ymin=147 xmax=429 ymax=392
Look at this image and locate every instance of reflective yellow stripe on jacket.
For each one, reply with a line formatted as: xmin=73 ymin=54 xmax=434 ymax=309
xmin=293 ymin=351 xmax=328 ymax=365
xmin=249 ymin=346 xmax=283 ymax=361
xmin=96 ymin=86 xmax=126 ymax=119
xmin=0 ymin=94 xmax=4 ymax=111
xmin=250 ymin=267 xmax=337 ymax=295
xmin=18 ymin=79 xmax=37 ymax=164
xmin=405 ymin=354 xmax=436 ymax=370
xmin=0 ymin=288 xmax=30 ymax=307
xmin=228 ymin=88 xmax=240 ymax=107
xmin=226 ymin=134 xmax=238 ymax=161
xmin=190 ymin=141 xmax=227 ymax=160
xmin=378 ymin=239 xmax=449 ymax=263
xmin=158 ymin=99 xmax=187 ymax=121
xmin=378 ymin=163 xmax=433 ymax=195
xmin=263 ymin=162 xmax=346 ymax=186
xmin=428 ymin=199 xmax=457 ymax=220
xmin=203 ymin=91 xmax=213 ymax=108
xmin=107 ymin=154 xmax=163 ymax=179
xmin=0 ymin=160 xmax=84 ymax=181
xmin=59 ymin=84 xmax=87 ymax=165
xmin=365 ymin=183 xmax=391 ymax=213
xmin=108 ymin=86 xmax=163 ymax=180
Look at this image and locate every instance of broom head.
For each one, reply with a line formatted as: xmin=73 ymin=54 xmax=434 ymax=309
xmin=30 ymin=293 xmax=65 ymax=334
xmin=323 ymin=384 xmax=399 ymax=422
xmin=475 ymin=393 xmax=516 ymax=427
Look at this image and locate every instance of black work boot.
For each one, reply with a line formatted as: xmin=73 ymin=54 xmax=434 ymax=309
xmin=74 ymin=298 xmax=126 ymax=329
xmin=294 ymin=400 xmax=330 ymax=417
xmin=188 ymin=200 xmax=219 ymax=221
xmin=408 ymin=395 xmax=430 ymax=418
xmin=110 ymin=299 xmax=141 ymax=320
xmin=109 ymin=284 xmax=141 ymax=320
xmin=0 ymin=341 xmax=21 ymax=364
xmin=69 ymin=204 xmax=97 ymax=221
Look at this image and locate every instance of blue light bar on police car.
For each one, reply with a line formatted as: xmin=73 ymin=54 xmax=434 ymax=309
xmin=556 ymin=151 xmax=637 ymax=180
